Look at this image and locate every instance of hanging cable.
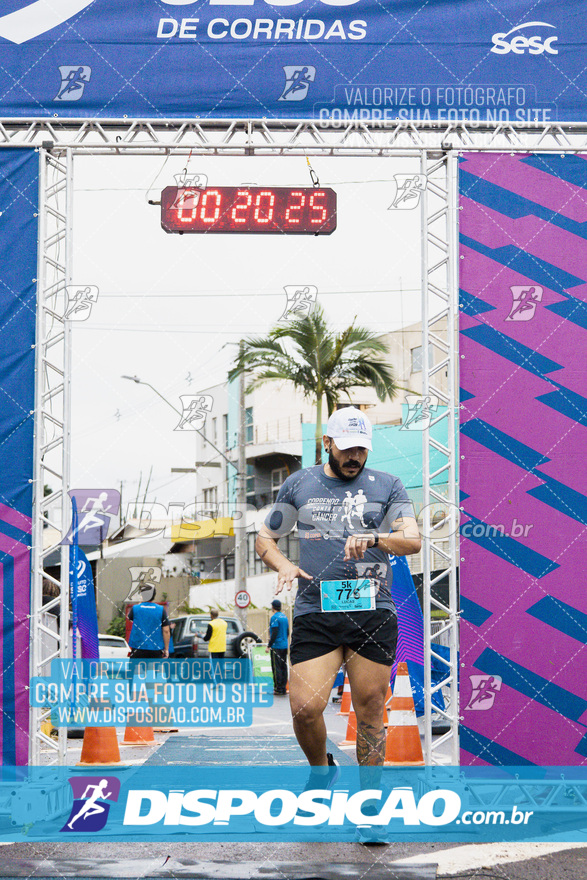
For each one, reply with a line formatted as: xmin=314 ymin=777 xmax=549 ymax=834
xmin=306 ymin=156 xmax=320 ymax=187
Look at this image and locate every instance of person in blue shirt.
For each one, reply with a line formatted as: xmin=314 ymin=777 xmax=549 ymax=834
xmin=266 ymin=598 xmax=289 ymax=695
xmin=127 ymin=587 xmax=170 ymax=659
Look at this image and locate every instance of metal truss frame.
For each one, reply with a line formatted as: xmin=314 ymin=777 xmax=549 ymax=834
xmin=21 ymin=118 xmax=584 ymax=765
xmin=420 ymin=150 xmax=459 ymax=765
xmin=1 ymin=117 xmax=587 ymax=154
xmin=30 ymin=147 xmax=72 ymax=764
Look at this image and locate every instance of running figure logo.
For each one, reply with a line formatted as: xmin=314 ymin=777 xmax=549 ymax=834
xmin=341 ymin=490 xmax=369 ymax=528
xmin=389 ymin=174 xmax=427 ymax=210
xmin=356 ymin=561 xmax=387 ymax=593
xmin=125 ymin=566 xmax=162 ymax=603
xmin=279 ymin=66 xmax=316 ymax=101
xmin=466 ymin=674 xmax=503 ymax=710
xmin=506 ymin=285 xmax=543 ymax=322
xmin=61 ymin=776 xmax=121 ymax=833
xmin=174 ymin=394 xmax=213 ymax=431
xmin=55 ymin=66 xmax=91 ymax=101
xmin=64 ymin=489 xmax=120 ymax=545
xmin=401 ymin=395 xmax=439 ymax=431
xmin=280 ymin=285 xmax=318 ymax=320
xmin=171 ymin=172 xmax=208 ymax=212
xmin=64 ymin=285 xmax=98 ymax=321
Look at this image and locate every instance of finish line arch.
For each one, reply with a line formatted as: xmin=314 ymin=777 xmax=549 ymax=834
xmin=8 ymin=120 xmax=580 ymax=768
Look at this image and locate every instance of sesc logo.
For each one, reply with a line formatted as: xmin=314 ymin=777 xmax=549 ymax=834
xmin=0 ymin=0 xmax=95 ymax=45
xmin=491 ymin=22 xmax=558 ymax=56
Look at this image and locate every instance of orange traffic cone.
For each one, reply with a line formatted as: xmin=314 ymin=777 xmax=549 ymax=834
xmin=384 ymin=662 xmax=424 ymax=766
xmin=77 ymin=727 xmax=121 ymax=765
xmin=383 ymin=683 xmax=393 ymax=727
xmin=338 ymin=675 xmax=352 ymax=715
xmin=339 ymin=701 xmax=358 ymax=746
xmin=121 ymin=725 xmax=156 ymax=746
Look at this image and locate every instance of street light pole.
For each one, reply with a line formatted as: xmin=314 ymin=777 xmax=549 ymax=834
xmin=121 ymin=375 xmax=237 ymax=473
xmin=233 ymin=343 xmax=248 ymax=625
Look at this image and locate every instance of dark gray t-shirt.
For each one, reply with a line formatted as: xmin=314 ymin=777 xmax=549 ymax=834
xmin=264 ymin=465 xmax=414 ymax=617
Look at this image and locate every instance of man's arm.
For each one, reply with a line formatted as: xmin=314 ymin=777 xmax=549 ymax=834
xmin=344 ymin=515 xmax=421 ymax=560
xmin=255 ymin=524 xmax=312 ymax=594
xmin=203 ymin=624 xmax=213 ymax=642
xmin=162 ymin=624 xmax=170 ymax=656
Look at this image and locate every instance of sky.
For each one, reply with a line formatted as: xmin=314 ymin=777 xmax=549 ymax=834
xmin=70 ymin=152 xmax=425 ymax=515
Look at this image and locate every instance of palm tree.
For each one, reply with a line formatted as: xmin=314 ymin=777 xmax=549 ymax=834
xmin=228 ymin=306 xmax=398 ymax=465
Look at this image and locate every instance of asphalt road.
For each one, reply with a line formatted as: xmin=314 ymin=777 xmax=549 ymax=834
xmin=11 ymin=683 xmax=587 ymax=878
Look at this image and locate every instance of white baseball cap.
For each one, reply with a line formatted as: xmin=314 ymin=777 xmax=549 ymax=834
xmin=326 ymin=406 xmax=372 ymax=451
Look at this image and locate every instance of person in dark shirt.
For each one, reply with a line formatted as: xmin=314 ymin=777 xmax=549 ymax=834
xmin=255 ymin=407 xmax=421 ymax=779
xmin=266 ymin=598 xmax=289 ymax=695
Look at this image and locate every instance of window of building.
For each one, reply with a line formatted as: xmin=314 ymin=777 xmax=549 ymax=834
xmin=411 ymin=345 xmax=433 ymax=373
xmin=202 ymin=487 xmax=218 ymax=516
xmin=248 ymin=530 xmax=299 ymax=576
xmin=246 ymin=464 xmax=255 ymax=501
xmin=223 ymin=414 xmax=229 ymax=450
xmin=245 ymin=406 xmax=254 ymax=443
xmin=224 ymin=555 xmax=235 ymax=580
xmin=271 ymin=466 xmax=288 ymax=501
xmin=212 ymin=417 xmax=217 ymax=446
xmin=247 ymin=532 xmax=264 ymax=576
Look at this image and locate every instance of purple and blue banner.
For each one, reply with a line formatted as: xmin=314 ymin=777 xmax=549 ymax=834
xmin=459 ymin=152 xmax=587 ymax=766
xmin=0 ymin=2 xmax=585 ymax=120
xmin=0 ymin=149 xmax=39 ymax=766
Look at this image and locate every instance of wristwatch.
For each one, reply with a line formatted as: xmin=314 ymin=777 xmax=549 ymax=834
xmin=371 ymin=533 xmax=379 ymax=547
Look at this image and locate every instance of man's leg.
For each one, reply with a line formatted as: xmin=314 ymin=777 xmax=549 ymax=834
xmin=289 ymin=649 xmax=342 ymax=765
xmin=344 ymin=651 xmax=391 ymax=766
xmin=276 ymin=649 xmax=288 ymax=693
xmin=270 ymin=649 xmax=278 ymax=690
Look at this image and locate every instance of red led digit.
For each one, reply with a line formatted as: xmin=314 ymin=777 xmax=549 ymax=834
xmin=285 ymin=191 xmax=305 ymax=224
xmin=176 ymin=190 xmax=198 ymax=223
xmin=162 ymin=186 xmax=335 ymax=234
xmin=232 ymin=190 xmax=252 ymax=224
xmin=200 ymin=190 xmax=222 ymax=224
xmin=309 ymin=191 xmax=328 ymax=225
xmin=254 ymin=190 xmax=275 ymax=224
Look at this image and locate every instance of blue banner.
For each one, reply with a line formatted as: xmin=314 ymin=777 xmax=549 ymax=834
xmin=0 ymin=2 xmax=585 ymax=121
xmin=1 ymin=765 xmax=586 ymax=842
xmin=69 ymin=514 xmax=100 ymax=660
xmin=0 ymin=149 xmax=38 ymax=765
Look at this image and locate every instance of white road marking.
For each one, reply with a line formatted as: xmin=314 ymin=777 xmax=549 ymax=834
xmin=395 ymin=842 xmax=587 ymax=874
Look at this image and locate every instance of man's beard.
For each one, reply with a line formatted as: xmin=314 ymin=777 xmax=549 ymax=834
xmin=328 ymin=448 xmax=366 ymax=481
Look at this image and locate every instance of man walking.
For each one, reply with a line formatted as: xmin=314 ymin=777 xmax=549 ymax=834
xmin=127 ymin=586 xmax=170 ymax=659
xmin=255 ymin=407 xmax=420 ymax=779
xmin=266 ymin=598 xmax=289 ymax=695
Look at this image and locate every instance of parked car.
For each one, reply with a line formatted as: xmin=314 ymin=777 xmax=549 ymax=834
xmin=98 ymin=633 xmax=130 ymax=659
xmin=169 ymin=615 xmax=261 ymax=658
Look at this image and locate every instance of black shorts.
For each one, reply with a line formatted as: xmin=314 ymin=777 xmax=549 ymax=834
xmin=289 ymin=610 xmax=397 ymax=666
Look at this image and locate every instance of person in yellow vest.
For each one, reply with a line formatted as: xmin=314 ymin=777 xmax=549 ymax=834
xmin=203 ymin=609 xmax=228 ymax=682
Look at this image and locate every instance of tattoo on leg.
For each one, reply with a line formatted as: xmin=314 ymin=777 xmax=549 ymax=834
xmin=356 ymin=721 xmax=385 ymax=766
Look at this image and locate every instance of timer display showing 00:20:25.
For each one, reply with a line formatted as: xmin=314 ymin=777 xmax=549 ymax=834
xmin=160 ymin=186 xmax=337 ymax=235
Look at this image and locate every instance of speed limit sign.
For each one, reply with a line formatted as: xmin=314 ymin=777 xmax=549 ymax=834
xmin=235 ymin=590 xmax=251 ymax=609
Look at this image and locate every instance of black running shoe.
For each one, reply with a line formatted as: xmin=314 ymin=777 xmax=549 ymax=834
xmin=355 ymin=802 xmax=389 ymax=845
xmin=297 ymin=753 xmax=341 ymax=818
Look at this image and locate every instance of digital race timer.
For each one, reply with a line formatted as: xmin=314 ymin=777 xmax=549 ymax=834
xmin=160 ymin=186 xmax=337 ymax=235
